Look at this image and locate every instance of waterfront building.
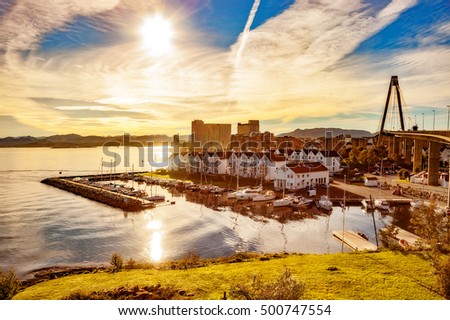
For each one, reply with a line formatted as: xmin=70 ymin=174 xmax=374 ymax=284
xmin=274 ymin=162 xmax=329 ymax=191
xmin=203 ymin=152 xmax=228 ymax=175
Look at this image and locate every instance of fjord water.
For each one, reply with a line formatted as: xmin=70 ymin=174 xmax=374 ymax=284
xmin=0 ymin=147 xmax=392 ymax=277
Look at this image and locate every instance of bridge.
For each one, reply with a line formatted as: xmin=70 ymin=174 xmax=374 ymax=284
xmin=376 ymin=76 xmax=450 ymax=186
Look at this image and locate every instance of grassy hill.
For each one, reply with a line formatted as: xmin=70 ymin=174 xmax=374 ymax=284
xmin=14 ymin=251 xmax=443 ymax=300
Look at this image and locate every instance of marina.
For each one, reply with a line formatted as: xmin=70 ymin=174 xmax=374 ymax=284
xmin=0 ymin=147 xmax=433 ymax=277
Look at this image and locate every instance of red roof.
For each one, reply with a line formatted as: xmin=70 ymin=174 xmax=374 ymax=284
xmin=286 ymin=162 xmax=328 ymax=174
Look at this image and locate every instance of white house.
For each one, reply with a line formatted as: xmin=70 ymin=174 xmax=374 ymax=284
xmin=203 ymin=152 xmax=228 ymax=175
xmin=274 ymin=162 xmax=329 ymax=191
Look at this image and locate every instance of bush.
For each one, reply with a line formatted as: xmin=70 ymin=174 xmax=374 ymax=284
xmin=110 ymin=253 xmax=124 ymax=273
xmin=178 ymin=251 xmax=201 ymax=270
xmin=230 ymin=267 xmax=305 ymax=300
xmin=434 ymin=256 xmax=450 ymax=299
xmin=0 ymin=269 xmax=20 ymax=300
xmin=398 ymin=169 xmax=410 ymax=180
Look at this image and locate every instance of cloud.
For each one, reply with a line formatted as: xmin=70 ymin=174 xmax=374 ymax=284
xmin=0 ymin=0 xmax=448 ymax=136
xmin=0 ymin=0 xmax=121 ymax=53
xmin=226 ymin=0 xmax=437 ymax=123
xmin=0 ymin=115 xmax=54 ymax=137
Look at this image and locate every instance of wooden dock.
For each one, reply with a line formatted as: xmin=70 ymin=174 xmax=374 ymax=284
xmin=386 ymin=225 xmax=426 ymax=249
xmin=332 ymin=230 xmax=378 ymax=251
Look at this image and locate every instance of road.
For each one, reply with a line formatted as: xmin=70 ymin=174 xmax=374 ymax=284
xmin=332 ymin=174 xmax=450 ymax=206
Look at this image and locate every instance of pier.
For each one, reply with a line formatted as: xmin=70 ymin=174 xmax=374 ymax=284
xmin=41 ymin=174 xmax=155 ymax=211
xmin=383 ymin=225 xmax=427 ymax=250
xmin=332 ymin=230 xmax=378 ymax=251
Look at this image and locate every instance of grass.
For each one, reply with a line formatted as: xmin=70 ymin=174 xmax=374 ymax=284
xmin=14 ymin=251 xmax=443 ymax=300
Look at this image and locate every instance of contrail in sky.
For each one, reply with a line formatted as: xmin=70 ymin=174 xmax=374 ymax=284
xmin=235 ymin=0 xmax=261 ymax=67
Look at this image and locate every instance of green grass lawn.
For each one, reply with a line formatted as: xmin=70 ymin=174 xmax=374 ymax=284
xmin=14 ymin=251 xmax=443 ymax=300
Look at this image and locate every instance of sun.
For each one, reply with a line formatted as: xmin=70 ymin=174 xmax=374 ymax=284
xmin=140 ymin=15 xmax=174 ymax=56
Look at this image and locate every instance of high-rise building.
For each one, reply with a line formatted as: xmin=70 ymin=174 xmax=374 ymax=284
xmin=237 ymin=120 xmax=260 ymax=135
xmin=191 ymin=120 xmax=231 ymax=151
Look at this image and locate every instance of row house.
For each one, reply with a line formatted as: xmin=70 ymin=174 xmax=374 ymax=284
xmin=169 ymin=150 xmax=333 ymax=190
xmin=274 ymin=162 xmax=329 ymax=191
xmin=275 ymin=149 xmax=342 ymax=174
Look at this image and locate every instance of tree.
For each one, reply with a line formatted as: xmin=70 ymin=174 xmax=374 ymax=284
xmin=410 ymin=203 xmax=450 ymax=298
xmin=0 ymin=269 xmax=20 ymax=300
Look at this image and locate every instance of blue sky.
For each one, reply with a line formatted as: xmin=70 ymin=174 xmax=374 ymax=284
xmin=0 ymin=0 xmax=449 ymax=137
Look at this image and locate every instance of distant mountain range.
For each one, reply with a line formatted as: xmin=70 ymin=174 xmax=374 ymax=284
xmin=0 ymin=134 xmax=172 ymax=148
xmin=0 ymin=128 xmax=373 ymax=147
xmin=277 ymin=128 xmax=373 ymax=139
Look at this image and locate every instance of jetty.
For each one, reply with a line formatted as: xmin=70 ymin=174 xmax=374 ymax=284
xmin=332 ymin=230 xmax=378 ymax=251
xmin=41 ymin=175 xmax=155 ymax=211
xmin=384 ymin=225 xmax=426 ymax=249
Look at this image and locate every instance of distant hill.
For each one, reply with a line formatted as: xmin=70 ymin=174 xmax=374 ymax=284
xmin=0 ymin=134 xmax=173 ymax=148
xmin=277 ymin=128 xmax=373 ymax=139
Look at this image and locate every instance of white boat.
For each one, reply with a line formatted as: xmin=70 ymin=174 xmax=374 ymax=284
xmin=374 ymin=199 xmax=390 ymax=211
xmin=410 ymin=199 xmax=423 ymax=209
xmin=253 ymin=190 xmax=276 ymax=202
xmin=291 ymin=196 xmax=313 ymax=209
xmin=361 ymin=199 xmax=375 ymax=210
xmin=273 ymin=195 xmax=295 ymax=207
xmin=318 ymin=195 xmax=333 ymax=211
xmin=235 ymin=187 xmax=263 ymax=200
xmin=227 ymin=191 xmax=238 ymax=199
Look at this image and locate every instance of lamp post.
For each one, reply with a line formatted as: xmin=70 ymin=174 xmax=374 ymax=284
xmin=447 ymin=105 xmax=450 ymax=131
xmin=422 ymin=113 xmax=425 ymax=130
xmin=433 ymin=109 xmax=436 ymax=130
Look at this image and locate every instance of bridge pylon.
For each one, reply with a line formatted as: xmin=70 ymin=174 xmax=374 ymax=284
xmin=377 ymin=76 xmax=406 ymax=147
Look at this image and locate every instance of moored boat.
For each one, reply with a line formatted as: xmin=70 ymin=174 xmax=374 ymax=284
xmin=410 ymin=199 xmax=424 ymax=209
xmin=252 ymin=190 xmax=276 ymax=202
xmin=374 ymin=199 xmax=390 ymax=211
xmin=291 ymin=196 xmax=313 ymax=209
xmin=235 ymin=187 xmax=263 ymax=200
xmin=273 ymin=194 xmax=295 ymax=207
xmin=318 ymin=195 xmax=333 ymax=211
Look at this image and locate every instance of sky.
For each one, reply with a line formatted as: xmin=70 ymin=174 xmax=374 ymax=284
xmin=0 ymin=0 xmax=449 ymax=138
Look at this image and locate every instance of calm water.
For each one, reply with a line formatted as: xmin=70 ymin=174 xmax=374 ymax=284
xmin=0 ymin=147 xmax=396 ymax=277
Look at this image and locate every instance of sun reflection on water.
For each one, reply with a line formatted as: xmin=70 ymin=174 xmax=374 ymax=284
xmin=146 ymin=220 xmax=163 ymax=262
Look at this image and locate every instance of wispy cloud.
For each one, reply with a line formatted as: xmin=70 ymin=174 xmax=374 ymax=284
xmin=234 ymin=0 xmax=260 ymax=68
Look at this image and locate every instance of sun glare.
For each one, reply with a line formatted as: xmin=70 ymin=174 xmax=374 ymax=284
xmin=140 ymin=15 xmax=174 ymax=56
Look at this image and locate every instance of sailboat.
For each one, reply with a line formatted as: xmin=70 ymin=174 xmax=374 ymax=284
xmin=318 ymin=179 xmax=332 ymax=211
xmin=145 ymin=169 xmax=165 ymax=202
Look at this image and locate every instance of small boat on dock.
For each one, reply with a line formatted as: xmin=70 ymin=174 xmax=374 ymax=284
xmin=374 ymin=199 xmax=390 ymax=211
xmin=291 ymin=196 xmax=313 ymax=209
xmin=273 ymin=194 xmax=295 ymax=207
xmin=410 ymin=199 xmax=424 ymax=209
xmin=318 ymin=195 xmax=332 ymax=211
xmin=361 ymin=198 xmax=375 ymax=211
xmin=252 ymin=190 xmax=276 ymax=202
xmin=236 ymin=187 xmax=263 ymax=200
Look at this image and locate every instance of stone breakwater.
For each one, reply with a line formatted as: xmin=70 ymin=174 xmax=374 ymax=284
xmin=41 ymin=177 xmax=148 ymax=211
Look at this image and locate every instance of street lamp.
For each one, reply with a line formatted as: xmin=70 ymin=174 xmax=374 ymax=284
xmin=447 ymin=105 xmax=450 ymax=131
xmin=422 ymin=113 xmax=425 ymax=130
xmin=433 ymin=109 xmax=436 ymax=130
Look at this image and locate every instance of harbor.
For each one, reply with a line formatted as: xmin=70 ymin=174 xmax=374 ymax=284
xmin=0 ymin=147 xmax=432 ymax=277
xmin=40 ymin=170 xmax=367 ymax=222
